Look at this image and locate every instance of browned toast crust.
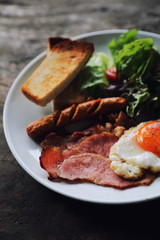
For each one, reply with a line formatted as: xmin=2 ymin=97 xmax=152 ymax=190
xmin=47 ymin=37 xmax=69 ymax=51
xmin=21 ymin=38 xmax=94 ymax=106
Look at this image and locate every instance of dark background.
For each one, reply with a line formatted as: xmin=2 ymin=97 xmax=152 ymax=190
xmin=1 ymin=0 xmax=160 ymax=239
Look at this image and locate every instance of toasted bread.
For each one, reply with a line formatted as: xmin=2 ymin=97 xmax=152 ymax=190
xmin=21 ymin=38 xmax=94 ymax=106
xmin=53 ymin=76 xmax=85 ymax=110
xmin=47 ymin=37 xmax=69 ymax=52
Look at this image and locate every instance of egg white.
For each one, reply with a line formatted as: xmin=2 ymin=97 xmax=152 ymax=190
xmin=109 ymin=122 xmax=160 ymax=179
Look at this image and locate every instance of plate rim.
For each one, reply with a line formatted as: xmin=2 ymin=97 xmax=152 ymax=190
xmin=3 ymin=29 xmax=160 ymax=204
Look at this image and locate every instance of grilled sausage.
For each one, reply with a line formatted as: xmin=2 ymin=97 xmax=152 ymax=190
xmin=26 ymin=97 xmax=126 ymax=140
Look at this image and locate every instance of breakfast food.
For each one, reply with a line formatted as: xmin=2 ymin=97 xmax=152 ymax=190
xmin=21 ymin=38 xmax=94 ymax=106
xmin=26 ymin=97 xmax=126 ymax=140
xmin=58 ymin=154 xmax=154 ymax=188
xmin=47 ymin=38 xmax=85 ymax=110
xmin=53 ymin=76 xmax=85 ymax=110
xmin=110 ymin=120 xmax=160 ymax=179
xmin=40 ymin=125 xmax=155 ymax=188
xmin=22 ymin=29 xmax=160 ymax=189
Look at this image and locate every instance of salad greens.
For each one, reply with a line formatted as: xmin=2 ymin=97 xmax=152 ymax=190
xmin=79 ymin=29 xmax=160 ymax=118
xmin=79 ymin=52 xmax=113 ymax=98
xmin=116 ymin=38 xmax=155 ymax=79
xmin=108 ymin=28 xmax=138 ymax=63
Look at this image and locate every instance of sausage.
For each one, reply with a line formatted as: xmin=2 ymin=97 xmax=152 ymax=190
xmin=26 ymin=97 xmax=126 ymax=140
xmin=26 ymin=110 xmax=60 ymax=141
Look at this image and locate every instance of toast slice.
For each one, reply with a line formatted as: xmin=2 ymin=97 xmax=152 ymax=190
xmin=21 ymin=38 xmax=94 ymax=106
xmin=47 ymin=37 xmax=69 ymax=52
xmin=53 ymin=76 xmax=85 ymax=110
xmin=48 ymin=39 xmax=85 ymax=110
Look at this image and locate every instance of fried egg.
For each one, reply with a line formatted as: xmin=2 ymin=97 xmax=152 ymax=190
xmin=109 ymin=120 xmax=160 ymax=179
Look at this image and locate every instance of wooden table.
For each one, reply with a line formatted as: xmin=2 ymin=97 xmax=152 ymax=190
xmin=1 ymin=0 xmax=160 ymax=239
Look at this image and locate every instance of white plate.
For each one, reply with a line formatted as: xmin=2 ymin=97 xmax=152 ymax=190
xmin=3 ymin=29 xmax=160 ymax=204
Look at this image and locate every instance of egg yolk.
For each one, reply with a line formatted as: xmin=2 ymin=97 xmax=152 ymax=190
xmin=136 ymin=121 xmax=160 ymax=156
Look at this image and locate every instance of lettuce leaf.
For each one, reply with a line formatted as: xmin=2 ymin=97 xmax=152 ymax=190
xmin=116 ymin=38 xmax=158 ymax=79
xmin=108 ymin=29 xmax=138 ymax=62
xmin=107 ymin=30 xmax=160 ymax=118
xmin=79 ymin=29 xmax=160 ymax=118
xmin=79 ymin=52 xmax=113 ymax=98
xmin=115 ymin=37 xmax=160 ymax=117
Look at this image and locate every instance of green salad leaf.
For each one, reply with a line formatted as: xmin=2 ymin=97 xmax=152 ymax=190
xmin=79 ymin=29 xmax=160 ymax=118
xmin=114 ymin=36 xmax=160 ymax=117
xmin=79 ymin=52 xmax=113 ymax=98
xmin=108 ymin=29 xmax=138 ymax=62
xmin=116 ymin=38 xmax=159 ymax=79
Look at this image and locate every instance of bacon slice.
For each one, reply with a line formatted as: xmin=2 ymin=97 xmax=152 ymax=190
xmin=27 ymin=97 xmax=126 ymax=140
xmin=40 ymin=131 xmax=156 ymax=188
xmin=62 ymin=132 xmax=118 ymax=159
xmin=40 ymin=147 xmax=64 ymax=178
xmin=58 ymin=153 xmax=155 ymax=189
xmin=40 ymin=124 xmax=103 ymax=149
xmin=40 ymin=132 xmax=118 ymax=179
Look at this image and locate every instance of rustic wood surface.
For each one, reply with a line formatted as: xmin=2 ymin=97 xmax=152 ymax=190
xmin=1 ymin=0 xmax=160 ymax=239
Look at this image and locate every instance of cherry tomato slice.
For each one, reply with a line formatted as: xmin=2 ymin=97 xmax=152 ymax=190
xmin=105 ymin=67 xmax=117 ymax=82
